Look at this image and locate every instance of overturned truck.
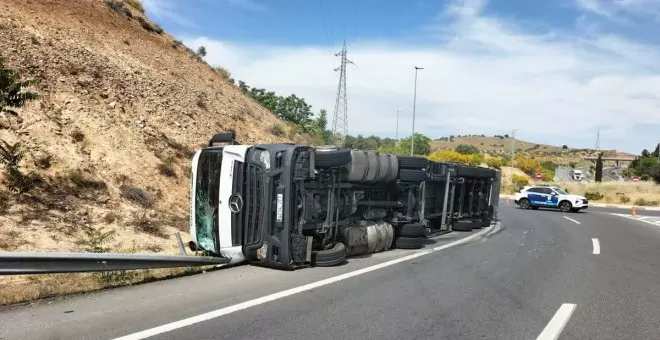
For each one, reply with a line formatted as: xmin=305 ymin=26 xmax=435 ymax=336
xmin=189 ymin=132 xmax=500 ymax=270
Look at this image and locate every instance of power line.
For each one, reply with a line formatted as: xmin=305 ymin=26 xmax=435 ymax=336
xmin=332 ymin=40 xmax=352 ymax=137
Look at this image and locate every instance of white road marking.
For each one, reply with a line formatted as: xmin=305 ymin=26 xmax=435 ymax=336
xmin=563 ymin=216 xmax=581 ymax=224
xmin=610 ymin=213 xmax=660 ymax=228
xmin=591 ymin=238 xmax=600 ymax=255
xmin=536 ymin=303 xmax=577 ymax=340
xmin=112 ymin=225 xmax=495 ymax=340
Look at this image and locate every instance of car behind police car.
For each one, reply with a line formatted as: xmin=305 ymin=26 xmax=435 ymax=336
xmin=514 ymin=186 xmax=588 ymax=212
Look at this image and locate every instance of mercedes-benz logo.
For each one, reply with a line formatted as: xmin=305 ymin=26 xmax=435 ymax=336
xmin=228 ymin=193 xmax=243 ymax=214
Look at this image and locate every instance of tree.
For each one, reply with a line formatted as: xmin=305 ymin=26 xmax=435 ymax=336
xmin=455 ymin=144 xmax=480 ymax=155
xmin=653 ymin=144 xmax=660 ymax=158
xmin=196 ymin=46 xmax=207 ymax=58
xmin=399 ymin=133 xmax=431 ymax=156
xmin=1 ymin=56 xmax=39 ymax=116
xmin=595 ymin=153 xmax=603 ymax=182
xmin=504 ymin=134 xmax=509 ymax=138
xmin=562 ymin=145 xmax=568 ymax=149
xmin=642 ymin=149 xmax=650 ymax=158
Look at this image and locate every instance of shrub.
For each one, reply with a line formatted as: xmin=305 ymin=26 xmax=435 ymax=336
xmin=71 ymin=129 xmax=85 ymax=143
xmin=136 ymin=16 xmax=159 ymax=34
xmin=619 ymin=195 xmax=631 ymax=204
xmin=512 ymin=174 xmax=529 ymax=191
xmin=214 ymin=67 xmax=231 ymax=80
xmin=0 ymin=191 xmax=9 ymax=213
xmin=584 ymin=191 xmax=604 ymax=201
xmin=67 ymin=169 xmax=107 ymax=190
xmin=120 ymin=185 xmax=155 ymax=208
xmin=172 ymin=40 xmax=182 ymax=48
xmin=455 ymin=144 xmax=480 ymax=155
xmin=485 ymin=157 xmax=503 ymax=169
xmin=196 ymin=46 xmax=207 ymax=58
xmin=125 ymin=0 xmax=145 ymax=13
xmin=641 ymin=174 xmax=651 ymax=181
xmin=157 ymin=162 xmax=177 ymax=178
xmin=562 ymin=145 xmax=568 ymax=149
xmin=270 ymin=123 xmax=286 ymax=137
xmin=132 ymin=210 xmax=166 ymax=238
xmin=75 ymin=227 xmax=116 ymax=253
xmin=635 ymin=198 xmax=649 ymax=206
xmin=152 ymin=23 xmax=164 ymax=35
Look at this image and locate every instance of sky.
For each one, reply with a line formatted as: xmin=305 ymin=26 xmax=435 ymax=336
xmin=141 ymin=0 xmax=660 ymax=154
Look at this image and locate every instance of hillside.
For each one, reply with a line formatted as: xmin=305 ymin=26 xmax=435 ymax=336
xmin=0 ymin=0 xmax=296 ymax=258
xmin=430 ymin=135 xmax=637 ymax=165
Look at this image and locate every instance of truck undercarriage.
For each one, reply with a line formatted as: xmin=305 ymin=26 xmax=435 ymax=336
xmin=189 ymin=132 xmax=500 ymax=270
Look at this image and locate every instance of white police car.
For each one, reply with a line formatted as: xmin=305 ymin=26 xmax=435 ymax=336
xmin=514 ymin=185 xmax=588 ymax=212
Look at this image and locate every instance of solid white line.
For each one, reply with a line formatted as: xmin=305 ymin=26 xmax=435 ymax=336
xmin=112 ymin=226 xmax=495 ymax=340
xmin=591 ymin=238 xmax=600 ymax=255
xmin=536 ymin=303 xmax=577 ymax=340
xmin=610 ymin=213 xmax=660 ymax=228
xmin=563 ymin=216 xmax=581 ymax=224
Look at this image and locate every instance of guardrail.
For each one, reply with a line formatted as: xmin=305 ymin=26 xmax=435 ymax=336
xmin=0 ymin=252 xmax=228 ymax=275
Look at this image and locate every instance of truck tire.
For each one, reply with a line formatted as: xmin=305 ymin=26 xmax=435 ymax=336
xmin=312 ymin=243 xmax=347 ymax=267
xmin=399 ymin=223 xmax=427 ymax=237
xmin=399 ymin=169 xmax=427 ymax=182
xmin=315 ymin=148 xmax=351 ymax=169
xmin=394 ymin=237 xmax=425 ymax=249
xmin=398 ymin=156 xmax=428 ymax=170
xmin=452 ymin=220 xmax=474 ymax=232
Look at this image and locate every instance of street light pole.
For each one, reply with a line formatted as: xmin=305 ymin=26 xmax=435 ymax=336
xmin=511 ymin=129 xmax=518 ymax=168
xmin=410 ymin=66 xmax=423 ymax=156
xmin=395 ymin=109 xmax=403 ymax=151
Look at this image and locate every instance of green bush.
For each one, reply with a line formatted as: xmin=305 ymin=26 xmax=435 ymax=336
xmin=455 ymin=144 xmax=480 ymax=155
xmin=584 ymin=191 xmax=604 ymax=201
xmin=641 ymin=174 xmax=651 ymax=181
xmin=512 ymin=174 xmax=529 ymax=192
xmin=635 ymin=198 xmax=649 ymax=206
xmin=270 ymin=123 xmax=286 ymax=137
xmin=619 ymin=195 xmax=631 ymax=204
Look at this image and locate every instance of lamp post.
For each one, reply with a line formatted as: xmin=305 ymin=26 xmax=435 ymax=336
xmin=410 ymin=66 xmax=423 ymax=156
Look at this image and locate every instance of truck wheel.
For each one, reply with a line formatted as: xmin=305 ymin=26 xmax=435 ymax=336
xmin=394 ymin=237 xmax=425 ymax=249
xmin=312 ymin=243 xmax=347 ymax=267
xmin=399 ymin=169 xmax=427 ymax=182
xmin=398 ymin=156 xmax=428 ymax=170
xmin=315 ymin=148 xmax=351 ymax=169
xmin=452 ymin=220 xmax=473 ymax=232
xmin=399 ymin=223 xmax=427 ymax=237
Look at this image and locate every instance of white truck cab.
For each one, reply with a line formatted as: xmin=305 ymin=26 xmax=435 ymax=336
xmin=569 ymin=169 xmax=583 ymax=181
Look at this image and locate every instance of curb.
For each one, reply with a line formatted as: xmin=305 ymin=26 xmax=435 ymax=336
xmin=498 ymin=196 xmax=660 ymax=211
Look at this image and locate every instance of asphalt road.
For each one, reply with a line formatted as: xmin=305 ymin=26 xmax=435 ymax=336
xmin=3 ymin=203 xmax=660 ymax=339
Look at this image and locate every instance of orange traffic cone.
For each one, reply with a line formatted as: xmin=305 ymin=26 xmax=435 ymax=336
xmin=632 ymin=206 xmax=637 ymax=217
xmin=506 ymin=199 xmax=511 ymax=206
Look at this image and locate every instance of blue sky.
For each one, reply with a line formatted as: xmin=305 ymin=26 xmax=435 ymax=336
xmin=142 ymin=0 xmax=660 ymax=154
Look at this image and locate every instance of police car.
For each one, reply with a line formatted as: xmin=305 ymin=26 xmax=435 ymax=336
xmin=514 ymin=185 xmax=588 ymax=212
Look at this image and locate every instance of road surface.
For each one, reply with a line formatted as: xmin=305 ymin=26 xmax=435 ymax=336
xmin=3 ymin=203 xmax=660 ymax=339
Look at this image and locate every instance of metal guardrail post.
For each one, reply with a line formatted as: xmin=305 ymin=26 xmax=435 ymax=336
xmin=0 ymin=252 xmax=228 ymax=275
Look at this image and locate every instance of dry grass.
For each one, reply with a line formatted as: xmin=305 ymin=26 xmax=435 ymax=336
xmin=559 ymin=181 xmax=660 ymax=206
xmin=0 ymin=266 xmax=215 ymax=306
xmin=500 ymin=166 xmax=531 ymax=194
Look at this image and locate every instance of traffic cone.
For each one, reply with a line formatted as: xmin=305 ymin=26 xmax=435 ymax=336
xmin=506 ymin=199 xmax=511 ymax=206
xmin=632 ymin=206 xmax=637 ymax=217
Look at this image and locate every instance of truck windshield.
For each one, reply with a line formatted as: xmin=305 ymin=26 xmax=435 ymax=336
xmin=194 ymin=149 xmax=223 ymax=254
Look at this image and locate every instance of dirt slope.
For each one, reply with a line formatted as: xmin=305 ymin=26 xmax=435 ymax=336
xmin=0 ymin=0 xmax=294 ymax=255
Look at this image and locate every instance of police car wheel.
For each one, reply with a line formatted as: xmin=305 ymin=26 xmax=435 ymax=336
xmin=559 ymin=201 xmax=572 ymax=212
xmin=519 ymin=198 xmax=531 ymax=209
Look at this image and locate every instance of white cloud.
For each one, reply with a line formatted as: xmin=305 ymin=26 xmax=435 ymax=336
xmin=575 ymin=0 xmax=660 ymax=20
xmin=182 ymin=0 xmax=660 ymax=151
xmin=141 ymin=0 xmax=198 ymax=28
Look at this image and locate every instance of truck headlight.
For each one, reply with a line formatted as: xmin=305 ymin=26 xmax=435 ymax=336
xmin=259 ymin=150 xmax=271 ymax=169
